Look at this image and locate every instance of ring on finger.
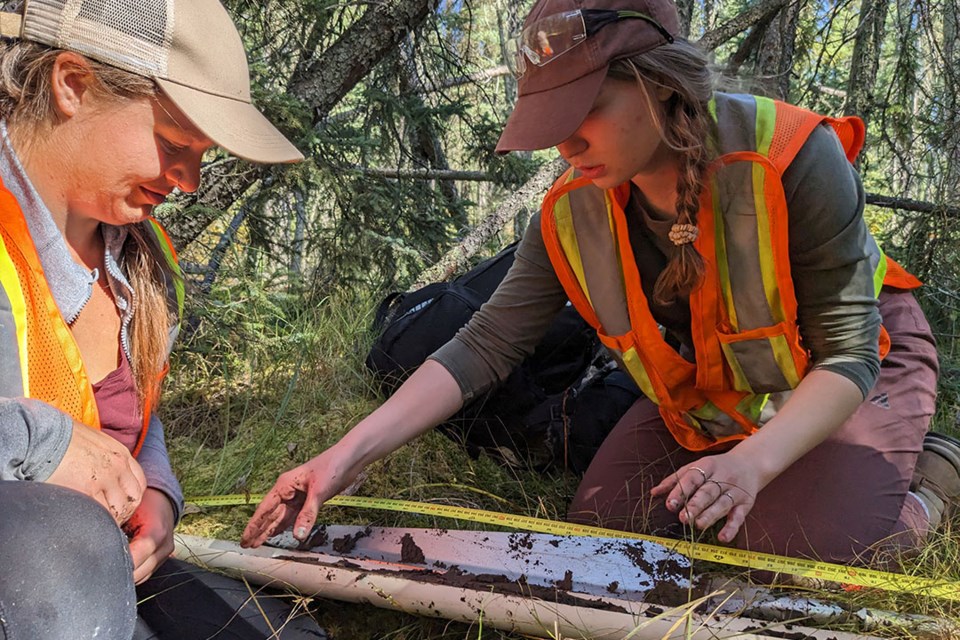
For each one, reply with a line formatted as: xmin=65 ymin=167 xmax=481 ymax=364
xmin=706 ymin=479 xmax=724 ymax=492
xmin=689 ymin=466 xmax=708 ymax=483
xmin=722 ymin=491 xmax=735 ymax=507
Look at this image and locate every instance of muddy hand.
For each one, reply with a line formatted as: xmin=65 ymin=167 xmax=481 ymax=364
xmin=650 ymin=453 xmax=758 ymax=543
xmin=126 ymin=488 xmax=176 ymax=584
xmin=47 ymin=420 xmax=147 ymax=523
xmin=241 ymin=447 xmax=359 ymax=548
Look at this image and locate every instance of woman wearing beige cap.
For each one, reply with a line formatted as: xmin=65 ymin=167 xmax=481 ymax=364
xmin=0 ymin=0 xmax=313 ymax=638
xmin=244 ymin=0 xmax=955 ymax=574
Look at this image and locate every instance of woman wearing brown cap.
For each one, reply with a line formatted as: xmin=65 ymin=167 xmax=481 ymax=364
xmin=0 ymin=1 xmax=315 ymax=638
xmin=244 ymin=0 xmax=954 ymax=573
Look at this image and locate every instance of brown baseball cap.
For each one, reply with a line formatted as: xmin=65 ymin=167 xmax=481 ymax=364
xmin=496 ymin=0 xmax=679 ymax=153
xmin=0 ymin=0 xmax=303 ymax=164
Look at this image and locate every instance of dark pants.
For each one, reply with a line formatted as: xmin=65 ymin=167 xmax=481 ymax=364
xmin=0 ymin=482 xmax=326 ymax=640
xmin=0 ymin=481 xmax=137 ymax=640
xmin=568 ymin=290 xmax=939 ymax=563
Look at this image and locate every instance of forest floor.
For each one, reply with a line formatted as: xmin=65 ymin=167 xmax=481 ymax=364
xmin=165 ymin=285 xmax=960 ymax=639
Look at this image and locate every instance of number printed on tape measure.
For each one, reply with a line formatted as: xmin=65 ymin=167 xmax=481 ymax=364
xmin=185 ymin=492 xmax=960 ymax=601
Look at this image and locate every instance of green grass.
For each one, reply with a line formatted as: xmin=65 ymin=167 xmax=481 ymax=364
xmin=164 ymin=280 xmax=580 ymax=638
xmin=163 ymin=276 xmax=960 ymax=639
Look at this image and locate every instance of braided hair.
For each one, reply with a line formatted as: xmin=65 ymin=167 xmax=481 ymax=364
xmin=608 ymin=39 xmax=715 ymax=305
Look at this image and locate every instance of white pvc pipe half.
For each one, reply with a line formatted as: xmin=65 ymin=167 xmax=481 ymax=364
xmin=175 ymin=535 xmax=881 ymax=640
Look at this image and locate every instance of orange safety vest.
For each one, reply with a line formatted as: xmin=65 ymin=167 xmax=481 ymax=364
xmin=0 ymin=181 xmax=182 ymax=457
xmin=541 ymin=93 xmax=920 ymax=452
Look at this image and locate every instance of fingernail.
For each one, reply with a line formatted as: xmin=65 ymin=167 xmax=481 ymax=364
xmin=667 ymin=499 xmax=678 ymax=510
xmin=296 ymin=527 xmax=306 ymax=539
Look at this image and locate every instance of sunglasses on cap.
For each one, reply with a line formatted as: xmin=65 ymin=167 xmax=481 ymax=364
xmin=506 ymin=9 xmax=675 ymax=78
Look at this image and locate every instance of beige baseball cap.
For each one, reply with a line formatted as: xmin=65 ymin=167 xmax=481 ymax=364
xmin=0 ymin=0 xmax=303 ymax=164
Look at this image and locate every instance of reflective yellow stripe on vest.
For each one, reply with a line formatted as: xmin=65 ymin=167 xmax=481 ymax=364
xmin=707 ymin=95 xmax=804 ymax=395
xmin=552 ymin=171 xmax=594 ymax=310
xmin=0 ymin=229 xmax=28 ymax=394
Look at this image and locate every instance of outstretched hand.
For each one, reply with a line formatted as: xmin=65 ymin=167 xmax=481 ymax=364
xmin=650 ymin=451 xmax=761 ymax=543
xmin=241 ymin=446 xmax=362 ymax=548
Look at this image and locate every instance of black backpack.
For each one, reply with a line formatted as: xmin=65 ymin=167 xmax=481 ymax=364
xmin=365 ymin=242 xmax=521 ymax=395
xmin=365 ymin=242 xmax=641 ymax=472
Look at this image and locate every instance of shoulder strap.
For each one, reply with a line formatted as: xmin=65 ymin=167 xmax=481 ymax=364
xmin=146 ymin=216 xmax=184 ymax=321
xmin=766 ymin=100 xmax=865 ymax=174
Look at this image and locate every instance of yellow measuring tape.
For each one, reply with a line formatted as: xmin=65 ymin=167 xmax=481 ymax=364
xmin=186 ymin=492 xmax=960 ymax=602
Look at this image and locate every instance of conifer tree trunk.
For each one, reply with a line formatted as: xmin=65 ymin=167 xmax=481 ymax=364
xmin=755 ymin=1 xmax=802 ymax=100
xmin=944 ymin=0 xmax=960 ymax=202
xmin=844 ymin=0 xmax=890 ymax=132
xmin=887 ymin=0 xmax=919 ymax=191
xmin=675 ymin=0 xmax=695 ymax=38
xmin=398 ymin=36 xmax=464 ymax=228
xmin=289 ymin=188 xmax=307 ymax=283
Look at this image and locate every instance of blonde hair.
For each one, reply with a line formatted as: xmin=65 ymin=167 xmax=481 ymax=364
xmin=0 ymin=40 xmax=178 ymax=409
xmin=608 ymin=39 xmax=715 ymax=305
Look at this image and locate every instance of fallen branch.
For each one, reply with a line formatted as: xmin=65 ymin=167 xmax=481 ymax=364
xmin=346 ymin=166 xmax=494 ymax=181
xmin=412 ymin=157 xmax=566 ymax=288
xmin=427 ymin=65 xmax=511 ymax=92
xmin=865 ymin=193 xmax=960 ymax=217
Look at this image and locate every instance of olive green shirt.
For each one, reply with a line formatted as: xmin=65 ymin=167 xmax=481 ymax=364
xmin=431 ymin=125 xmax=881 ymax=402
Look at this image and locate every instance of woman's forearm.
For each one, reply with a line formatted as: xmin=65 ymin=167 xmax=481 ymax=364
xmin=240 ymin=360 xmax=466 ymax=547
xmin=653 ymin=368 xmax=866 ymax=540
xmin=338 ymin=359 xmax=464 ymax=468
xmin=729 ymin=368 xmax=864 ymax=486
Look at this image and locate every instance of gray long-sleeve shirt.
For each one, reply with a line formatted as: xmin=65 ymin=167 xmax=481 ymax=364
xmin=0 ymin=122 xmax=184 ymax=522
xmin=432 ymin=124 xmax=881 ymax=404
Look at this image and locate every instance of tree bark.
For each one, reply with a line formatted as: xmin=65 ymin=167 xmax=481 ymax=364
xmin=289 ymin=188 xmax=307 ymax=283
xmin=292 ymin=0 xmax=439 ymax=122
xmin=758 ymin=0 xmax=802 ymax=100
xmin=675 ymin=0 xmax=695 ymax=38
xmin=844 ymin=0 xmax=890 ymax=131
xmin=944 ymin=0 xmax=960 ymax=202
xmin=498 ymin=0 xmax=522 ymax=105
xmin=726 ymin=13 xmax=774 ymax=77
xmin=696 ymin=0 xmax=790 ymax=52
xmin=398 ymin=35 xmax=464 ymax=227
